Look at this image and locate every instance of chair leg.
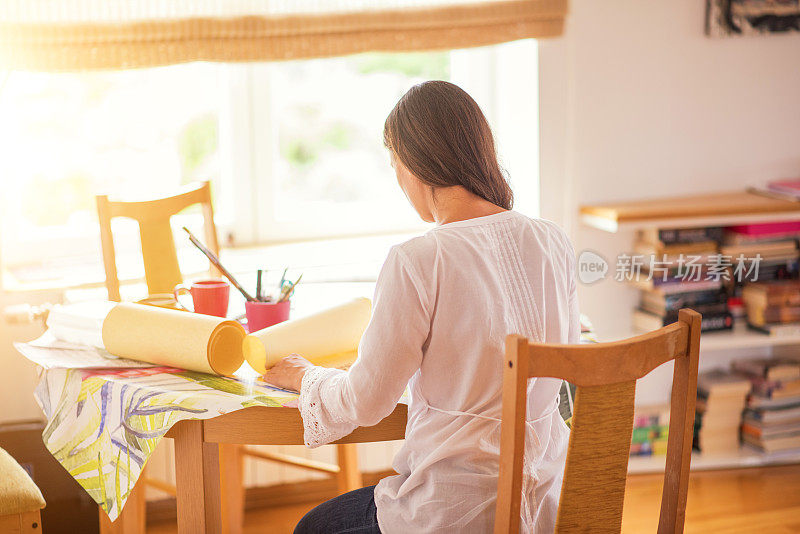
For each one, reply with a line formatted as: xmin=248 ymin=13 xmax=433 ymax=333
xmin=335 ymin=444 xmax=363 ymax=494
xmin=219 ymin=443 xmax=244 ymax=534
xmin=98 ymin=476 xmax=146 ymax=534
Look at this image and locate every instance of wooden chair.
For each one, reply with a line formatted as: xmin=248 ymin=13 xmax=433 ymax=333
xmin=495 ymin=308 xmax=701 ymax=534
xmin=96 ymin=181 xmax=363 ymax=533
xmin=96 ymin=181 xmax=220 ymax=302
xmin=0 ymin=447 xmax=46 ymax=533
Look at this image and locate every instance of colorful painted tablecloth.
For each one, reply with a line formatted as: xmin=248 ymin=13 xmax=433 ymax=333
xmin=34 ymin=366 xmax=299 ymax=521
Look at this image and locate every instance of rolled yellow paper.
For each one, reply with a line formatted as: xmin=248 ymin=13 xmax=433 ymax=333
xmin=102 ymin=302 xmax=246 ymax=376
xmin=243 ymin=297 xmax=372 ymax=374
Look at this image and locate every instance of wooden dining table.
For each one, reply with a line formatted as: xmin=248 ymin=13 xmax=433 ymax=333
xmin=164 ymin=403 xmax=408 ymax=534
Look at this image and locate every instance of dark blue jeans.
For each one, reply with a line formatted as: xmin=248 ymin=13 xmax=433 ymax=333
xmin=294 ymin=485 xmax=381 ymax=534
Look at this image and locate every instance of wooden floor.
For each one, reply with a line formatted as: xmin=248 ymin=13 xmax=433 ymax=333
xmin=149 ymin=465 xmax=800 ymax=533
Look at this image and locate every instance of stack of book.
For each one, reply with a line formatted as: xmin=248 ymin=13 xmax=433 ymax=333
xmin=693 ymin=369 xmax=751 ymax=454
xmin=742 ymin=280 xmax=800 ymax=337
xmin=736 ymin=355 xmax=800 ymax=453
xmin=722 ymin=221 xmax=800 ymax=330
xmin=749 ymin=178 xmax=800 ymax=202
xmin=630 ymin=404 xmax=669 ymax=457
xmin=632 ymin=227 xmax=733 ymax=333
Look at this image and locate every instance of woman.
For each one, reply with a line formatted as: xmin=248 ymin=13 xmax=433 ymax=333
xmin=265 ymin=81 xmax=579 ymax=534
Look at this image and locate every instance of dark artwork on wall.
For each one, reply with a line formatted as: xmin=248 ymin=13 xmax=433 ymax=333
xmin=706 ymin=0 xmax=800 ymax=36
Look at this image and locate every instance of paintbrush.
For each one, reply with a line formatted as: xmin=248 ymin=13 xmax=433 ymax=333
xmin=277 ymin=273 xmax=303 ymax=303
xmin=182 ymin=227 xmax=255 ymax=302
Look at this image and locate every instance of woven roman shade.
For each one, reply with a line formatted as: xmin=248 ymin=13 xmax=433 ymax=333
xmin=0 ymin=0 xmax=567 ymax=71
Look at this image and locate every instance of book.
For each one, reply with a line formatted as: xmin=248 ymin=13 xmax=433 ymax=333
xmin=733 ymin=357 xmax=800 ymax=381
xmin=633 ymin=309 xmax=733 ymax=333
xmin=742 ymin=430 xmax=800 ymax=453
xmin=746 ymin=186 xmax=800 ymax=204
xmin=693 ymin=369 xmax=750 ymax=454
xmin=748 ymin=396 xmax=800 ymax=410
xmin=639 ymin=288 xmax=727 ymax=315
xmin=749 ymin=377 xmax=800 ymax=399
xmin=638 ymin=302 xmax=729 ymax=324
xmin=742 ymin=281 xmax=800 ymax=309
xmin=727 ymin=220 xmax=800 ymax=236
xmin=630 ymin=277 xmax=722 ymax=294
xmin=723 ymin=229 xmax=800 ymax=246
xmin=698 ymin=368 xmax=753 ymax=397
xmin=748 ymin=322 xmax=800 ymax=337
xmin=746 ymin=305 xmax=800 ymax=327
xmin=634 ymin=240 xmax=719 ymax=257
xmin=719 ymin=241 xmax=798 ymax=258
xmin=744 ymin=403 xmax=800 ymax=424
xmin=743 ymin=413 xmax=800 ymax=429
xmin=630 ymin=404 xmax=670 ymax=457
xmin=768 ymin=179 xmax=800 ymax=199
xmin=637 ymin=227 xmax=723 ymax=246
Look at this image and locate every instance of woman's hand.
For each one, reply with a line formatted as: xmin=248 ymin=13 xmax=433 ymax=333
xmin=263 ymin=354 xmax=314 ymax=392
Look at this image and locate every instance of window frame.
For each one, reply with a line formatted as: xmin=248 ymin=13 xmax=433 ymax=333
xmin=0 ymin=40 xmax=540 ymax=283
xmin=221 ymin=40 xmax=540 ymax=246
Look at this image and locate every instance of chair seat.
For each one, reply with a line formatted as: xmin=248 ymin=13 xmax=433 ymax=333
xmin=0 ymin=447 xmax=45 ymax=516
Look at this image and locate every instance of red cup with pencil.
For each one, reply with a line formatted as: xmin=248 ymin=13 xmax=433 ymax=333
xmin=181 ymin=227 xmax=302 ymax=331
xmin=245 ymin=268 xmax=301 ymax=333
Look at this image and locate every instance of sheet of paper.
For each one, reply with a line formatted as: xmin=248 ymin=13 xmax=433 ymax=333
xmin=102 ymin=303 xmax=246 ymax=376
xmin=46 ymin=300 xmax=116 ymax=348
xmin=14 ymin=331 xmax=153 ymax=369
xmin=243 ymin=297 xmax=371 ymax=373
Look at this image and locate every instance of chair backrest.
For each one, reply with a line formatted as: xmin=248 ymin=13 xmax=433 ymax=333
xmin=494 ymin=308 xmax=701 ymax=534
xmin=96 ymin=181 xmax=220 ymax=301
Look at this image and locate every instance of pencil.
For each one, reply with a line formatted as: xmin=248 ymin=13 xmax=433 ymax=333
xmin=256 ymin=269 xmax=263 ymax=301
xmin=182 ymin=227 xmax=256 ymax=302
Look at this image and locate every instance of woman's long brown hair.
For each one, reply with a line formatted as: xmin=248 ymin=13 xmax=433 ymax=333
xmin=383 ymin=80 xmax=513 ymax=210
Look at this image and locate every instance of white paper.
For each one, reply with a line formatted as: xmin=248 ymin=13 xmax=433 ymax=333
xmin=15 ymin=331 xmax=154 ymax=370
xmin=46 ymin=301 xmax=115 ymax=348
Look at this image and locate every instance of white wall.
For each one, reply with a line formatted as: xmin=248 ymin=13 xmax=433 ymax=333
xmin=539 ymin=1 xmax=800 ymax=403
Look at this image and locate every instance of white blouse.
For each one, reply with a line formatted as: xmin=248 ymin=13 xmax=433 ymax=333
xmin=299 ymin=210 xmax=580 ymax=533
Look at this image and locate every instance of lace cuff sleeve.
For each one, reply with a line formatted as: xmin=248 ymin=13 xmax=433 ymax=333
xmin=299 ymin=366 xmax=357 ymax=448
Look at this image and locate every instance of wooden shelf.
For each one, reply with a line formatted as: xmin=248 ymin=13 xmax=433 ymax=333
xmin=628 ymin=447 xmax=800 ymax=475
xmin=580 ymin=190 xmax=800 ymax=233
xmin=699 ymin=328 xmax=800 ymax=351
xmin=607 ymin=327 xmax=800 ymax=352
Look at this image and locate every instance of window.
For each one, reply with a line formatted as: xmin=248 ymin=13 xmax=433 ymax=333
xmin=0 ymin=39 xmax=538 ymax=289
xmin=0 ymin=63 xmax=226 ymax=288
xmin=225 ymin=39 xmax=539 ymax=244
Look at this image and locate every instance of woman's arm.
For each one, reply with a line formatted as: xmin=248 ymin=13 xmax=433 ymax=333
xmin=266 ymin=246 xmax=431 ymax=447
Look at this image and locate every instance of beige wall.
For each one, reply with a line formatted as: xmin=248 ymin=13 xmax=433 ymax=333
xmin=539 ymin=0 xmax=800 ymax=404
xmin=0 ymin=290 xmax=62 ymax=423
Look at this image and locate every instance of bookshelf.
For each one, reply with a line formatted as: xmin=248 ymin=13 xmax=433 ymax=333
xmin=580 ymin=190 xmax=800 ymax=233
xmin=699 ymin=327 xmax=800 ymax=351
xmin=628 ymin=448 xmax=800 ymax=475
xmin=581 ymin=189 xmax=800 ymax=473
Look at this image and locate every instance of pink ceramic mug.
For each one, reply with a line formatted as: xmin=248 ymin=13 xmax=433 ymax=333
xmin=245 ymin=300 xmax=291 ymax=333
xmin=173 ymin=280 xmax=230 ymax=317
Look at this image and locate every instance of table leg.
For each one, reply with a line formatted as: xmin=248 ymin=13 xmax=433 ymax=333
xmin=173 ymin=420 xmax=222 ymax=534
xmin=219 ymin=444 xmax=244 ymax=534
xmin=335 ymin=444 xmax=363 ymax=494
xmin=98 ymin=475 xmax=146 ymax=534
